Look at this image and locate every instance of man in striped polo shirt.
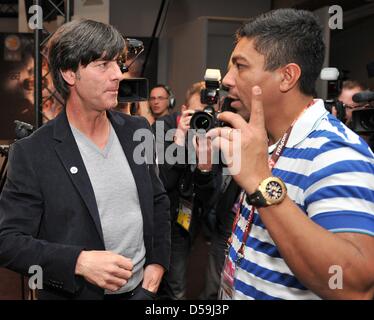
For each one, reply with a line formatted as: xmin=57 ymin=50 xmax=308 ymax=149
xmin=207 ymin=8 xmax=374 ymax=299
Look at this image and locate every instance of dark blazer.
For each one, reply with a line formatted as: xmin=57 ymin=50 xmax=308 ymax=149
xmin=0 ymin=110 xmax=170 ymax=300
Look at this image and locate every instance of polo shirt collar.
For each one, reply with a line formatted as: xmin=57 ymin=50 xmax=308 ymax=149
xmin=268 ymin=99 xmax=328 ymax=152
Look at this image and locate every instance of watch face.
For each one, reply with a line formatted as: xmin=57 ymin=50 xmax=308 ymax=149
xmin=265 ymin=180 xmax=284 ymax=201
xmin=252 ymin=177 xmax=287 ymax=207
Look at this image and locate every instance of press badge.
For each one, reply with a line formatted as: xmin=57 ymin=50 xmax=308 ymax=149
xmin=219 ymin=253 xmax=235 ymax=300
xmin=176 ymin=199 xmax=193 ymax=232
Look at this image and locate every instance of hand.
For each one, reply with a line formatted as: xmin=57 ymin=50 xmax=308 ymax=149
xmin=193 ymin=134 xmax=213 ymax=172
xmin=75 ymin=250 xmax=133 ymax=292
xmin=331 ymin=106 xmax=337 ymax=117
xmin=174 ymin=105 xmax=195 ymax=146
xmin=206 ymin=86 xmax=271 ymax=193
xmin=142 ymin=264 xmax=165 ymax=293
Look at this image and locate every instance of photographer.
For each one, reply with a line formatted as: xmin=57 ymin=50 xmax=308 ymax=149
xmin=336 ymin=80 xmax=367 ymax=127
xmin=335 ymin=80 xmax=374 ymax=152
xmin=207 ymin=9 xmax=374 ymax=299
xmin=153 ymin=81 xmax=220 ymax=300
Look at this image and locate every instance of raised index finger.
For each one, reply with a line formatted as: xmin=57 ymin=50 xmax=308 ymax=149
xmin=250 ymin=86 xmax=265 ymax=130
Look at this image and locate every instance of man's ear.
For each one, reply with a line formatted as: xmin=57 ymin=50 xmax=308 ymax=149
xmin=279 ymin=63 xmax=301 ymax=93
xmin=60 ymin=69 xmax=77 ymax=86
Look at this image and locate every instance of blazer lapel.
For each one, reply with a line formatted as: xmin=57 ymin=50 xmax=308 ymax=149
xmin=53 ymin=111 xmax=104 ymax=243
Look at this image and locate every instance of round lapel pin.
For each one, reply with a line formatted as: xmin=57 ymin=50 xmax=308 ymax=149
xmin=70 ymin=166 xmax=78 ymax=174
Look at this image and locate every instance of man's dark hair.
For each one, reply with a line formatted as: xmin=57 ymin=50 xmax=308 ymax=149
xmin=237 ymin=8 xmax=325 ymax=96
xmin=47 ymin=19 xmax=125 ymax=101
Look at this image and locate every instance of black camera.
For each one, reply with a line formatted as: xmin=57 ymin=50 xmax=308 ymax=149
xmin=350 ymin=91 xmax=374 ymax=134
xmin=190 ymin=69 xmax=232 ymax=131
xmin=117 ymin=38 xmax=149 ymax=103
xmin=324 ymin=99 xmax=346 ymax=122
xmin=200 ymin=69 xmax=221 ymax=106
xmin=320 ymin=67 xmax=347 ymax=122
xmin=118 ymin=78 xmax=149 ymax=103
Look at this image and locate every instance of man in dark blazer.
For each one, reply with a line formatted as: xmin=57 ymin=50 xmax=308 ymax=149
xmin=0 ymin=19 xmax=170 ymax=300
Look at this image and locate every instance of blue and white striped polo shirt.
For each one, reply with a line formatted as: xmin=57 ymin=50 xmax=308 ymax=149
xmin=229 ymin=99 xmax=374 ymax=300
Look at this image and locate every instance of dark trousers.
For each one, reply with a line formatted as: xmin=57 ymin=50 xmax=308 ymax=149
xmin=158 ymin=222 xmax=191 ymax=300
xmin=198 ymin=229 xmax=229 ymax=300
xmin=103 ymin=283 xmax=156 ymax=300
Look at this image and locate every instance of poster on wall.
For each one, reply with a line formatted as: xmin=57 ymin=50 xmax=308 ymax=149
xmin=0 ymin=33 xmax=35 ymax=140
xmin=0 ymin=33 xmax=62 ymax=141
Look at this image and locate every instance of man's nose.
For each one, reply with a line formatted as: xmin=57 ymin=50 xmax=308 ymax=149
xmin=111 ymin=62 xmax=124 ymax=80
xmin=222 ymin=69 xmax=234 ymax=89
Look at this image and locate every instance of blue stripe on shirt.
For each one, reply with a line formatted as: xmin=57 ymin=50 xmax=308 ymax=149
xmin=305 ymin=185 xmax=374 ymax=204
xmin=272 ymin=168 xmax=309 ymax=190
xmin=235 ymin=278 xmax=283 ymax=300
xmin=311 ymin=211 xmax=374 ymax=235
xmin=228 ymin=241 xmax=307 ymax=291
xmin=235 ymin=226 xmax=282 ymax=258
xmin=238 ymin=257 xmax=307 ymax=290
xmin=282 ymin=135 xmax=373 ymax=161
xmin=306 ymin=161 xmax=374 ymax=192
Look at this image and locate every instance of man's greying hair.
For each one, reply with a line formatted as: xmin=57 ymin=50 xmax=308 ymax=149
xmin=47 ymin=19 xmax=125 ymax=101
xmin=237 ymin=9 xmax=325 ymax=95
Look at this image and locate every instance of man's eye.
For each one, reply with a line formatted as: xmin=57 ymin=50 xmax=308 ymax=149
xmin=98 ymin=62 xmax=108 ymax=68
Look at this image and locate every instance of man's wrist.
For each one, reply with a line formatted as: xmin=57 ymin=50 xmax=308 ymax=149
xmin=243 ymin=179 xmax=262 ymax=195
xmin=75 ymin=250 xmax=86 ymax=276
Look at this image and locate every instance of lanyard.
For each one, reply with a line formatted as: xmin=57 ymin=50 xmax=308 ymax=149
xmin=228 ymin=101 xmax=314 ymax=261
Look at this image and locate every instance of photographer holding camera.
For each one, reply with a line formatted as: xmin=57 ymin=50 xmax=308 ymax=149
xmin=336 ymin=80 xmax=374 ymax=152
xmin=206 ymin=9 xmax=374 ymax=300
xmin=153 ymin=81 xmax=221 ymax=299
xmin=335 ymin=80 xmax=367 ymax=127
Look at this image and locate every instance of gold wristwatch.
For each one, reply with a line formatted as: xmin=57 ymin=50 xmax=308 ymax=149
xmin=245 ymin=176 xmax=287 ymax=208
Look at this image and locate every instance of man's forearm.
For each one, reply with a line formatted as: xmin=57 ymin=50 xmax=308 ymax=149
xmin=258 ymin=197 xmax=374 ymax=299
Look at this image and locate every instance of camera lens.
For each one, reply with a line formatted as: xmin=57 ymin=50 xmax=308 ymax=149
xmin=361 ymin=111 xmax=374 ymax=131
xmin=190 ymin=111 xmax=214 ymax=131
